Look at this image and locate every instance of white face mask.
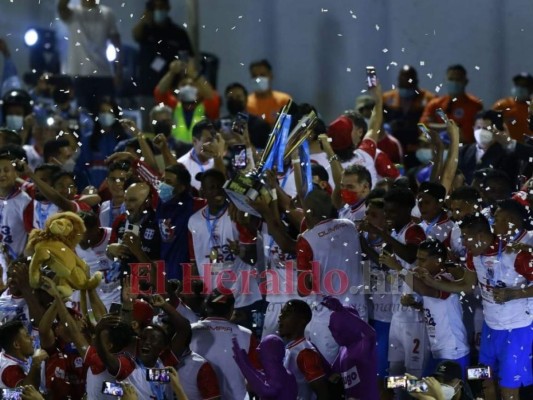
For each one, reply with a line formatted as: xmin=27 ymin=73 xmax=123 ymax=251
xmin=416 ymin=148 xmax=433 ymax=164
xmin=98 ymin=112 xmax=115 ymax=128
xmin=474 ymin=128 xmax=493 ymax=148
xmin=5 ymin=115 xmax=24 ymax=131
xmin=440 ymin=383 xmax=457 ymax=400
xmin=178 ymin=85 xmax=198 ymax=102
xmin=252 ymin=76 xmax=270 ymax=93
xmin=62 ymin=158 xmax=76 ymax=173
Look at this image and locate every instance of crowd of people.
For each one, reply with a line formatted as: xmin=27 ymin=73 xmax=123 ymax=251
xmin=0 ymin=0 xmax=532 ymax=399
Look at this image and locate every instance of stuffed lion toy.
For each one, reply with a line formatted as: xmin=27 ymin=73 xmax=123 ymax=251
xmin=25 ymin=211 xmax=102 ymax=298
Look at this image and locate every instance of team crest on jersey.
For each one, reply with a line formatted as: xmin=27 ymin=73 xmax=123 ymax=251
xmin=453 ymin=108 xmax=464 ymax=119
xmin=159 ymin=219 xmax=175 ymax=242
xmin=74 ymin=357 xmax=83 ymax=368
xmin=144 ymin=228 xmax=155 ymax=240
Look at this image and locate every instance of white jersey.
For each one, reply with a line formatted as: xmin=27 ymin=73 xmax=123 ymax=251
xmin=0 ymin=290 xmax=29 ymax=327
xmin=188 ymin=206 xmax=260 ymax=308
xmin=365 ymin=234 xmax=393 ymax=323
xmin=98 ymin=200 xmax=125 ymax=228
xmin=338 ymin=200 xmax=366 ymax=225
xmin=418 ymin=213 xmax=454 ymax=244
xmin=23 ymin=145 xmax=43 ymax=171
xmin=422 ymin=272 xmax=469 ymax=359
xmin=0 ymin=352 xmax=30 ymax=389
xmin=123 ymin=359 xmax=171 ymax=400
xmin=450 ymin=222 xmax=466 ymax=260
xmin=284 ymin=338 xmax=326 ymax=400
xmin=74 ymin=228 xmax=118 ymax=309
xmin=513 ymin=230 xmax=533 ymax=246
xmin=466 ymin=239 xmax=533 ymax=330
xmin=176 ymin=350 xmax=219 ymax=400
xmin=262 ymin=224 xmax=299 ymax=303
xmin=62 ymin=5 xmax=118 ymax=77
xmin=190 ymin=317 xmax=255 ymax=400
xmin=33 ymin=200 xmax=59 ymax=230
xmin=178 ymin=150 xmax=214 ymax=190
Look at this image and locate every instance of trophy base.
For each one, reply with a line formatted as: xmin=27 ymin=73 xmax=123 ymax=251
xmin=224 ymin=173 xmax=271 ymax=218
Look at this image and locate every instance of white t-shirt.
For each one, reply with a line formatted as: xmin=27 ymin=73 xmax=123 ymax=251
xmin=23 ymin=145 xmax=43 ymax=171
xmin=178 ymin=150 xmax=214 ymax=190
xmin=62 ymin=5 xmax=118 ymax=77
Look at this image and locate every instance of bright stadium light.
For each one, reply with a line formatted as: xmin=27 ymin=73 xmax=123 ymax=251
xmin=24 ymin=29 xmax=39 ymax=47
xmin=106 ymin=43 xmax=117 ymax=62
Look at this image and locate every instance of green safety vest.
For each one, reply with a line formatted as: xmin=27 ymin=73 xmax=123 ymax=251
xmin=172 ymin=102 xmax=206 ymax=143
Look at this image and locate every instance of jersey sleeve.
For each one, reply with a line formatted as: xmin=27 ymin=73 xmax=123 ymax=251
xmin=514 ymin=251 xmax=533 ymax=282
xmin=197 ymin=362 xmax=221 ymax=400
xmin=374 ymin=151 xmax=400 ymax=178
xmin=114 ymin=354 xmax=136 ymax=381
xmin=83 ymin=345 xmax=105 ymax=375
xmin=464 ymin=253 xmax=475 ymax=272
xmin=405 ymin=225 xmax=426 ymax=245
xmin=296 ymin=348 xmax=326 ymax=383
xmin=358 ymin=138 xmax=377 ymax=159
xmin=23 ymin=200 xmax=34 ymax=233
xmin=296 ymin=236 xmax=314 ymax=271
xmin=1 ymin=365 xmax=26 ymax=388
xmin=109 ymin=214 xmax=126 ymax=244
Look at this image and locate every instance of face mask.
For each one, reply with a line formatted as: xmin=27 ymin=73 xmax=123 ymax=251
xmin=226 ymin=98 xmax=246 ymax=115
xmin=62 ymin=158 xmax=76 ymax=173
xmin=178 ymin=85 xmax=198 ymax=102
xmin=440 ymin=384 xmax=457 ymax=400
xmin=416 ymin=148 xmax=433 ymax=164
xmin=98 ymin=112 xmax=115 ymax=128
xmin=5 ymin=115 xmax=23 ymax=131
xmin=511 ymin=85 xmax=529 ymax=101
xmin=153 ymin=10 xmax=168 ymax=24
xmin=399 ymin=88 xmax=416 ymax=98
xmin=252 ymin=77 xmax=270 ymax=93
xmin=158 ymin=181 xmax=175 ymax=203
xmin=340 ymin=189 xmax=359 ymax=205
xmin=474 ymin=128 xmax=493 ymax=147
xmin=446 ymin=80 xmax=465 ymax=97
xmin=153 ymin=120 xmax=172 ymax=136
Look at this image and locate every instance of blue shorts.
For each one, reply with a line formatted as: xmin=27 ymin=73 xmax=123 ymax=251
xmin=370 ymin=319 xmax=391 ymax=377
xmin=479 ymin=322 xmax=533 ymax=388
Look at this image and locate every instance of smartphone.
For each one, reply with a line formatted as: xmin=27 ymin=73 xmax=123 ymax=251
xmin=219 ymin=118 xmax=232 ymax=134
xmin=366 ymin=66 xmax=377 ymax=88
xmin=109 ymin=302 xmax=122 ymax=314
xmin=146 ymin=367 xmax=171 ymax=383
xmin=386 ymin=375 xmax=407 ymax=389
xmin=1 ymin=388 xmax=23 ymax=400
xmin=407 ymin=379 xmax=429 ymax=393
xmin=467 ymin=366 xmax=492 ymax=380
xmin=125 ymin=223 xmax=140 ymax=236
xmin=231 ymin=144 xmax=247 ymax=170
xmin=435 ymin=108 xmax=450 ymax=124
xmin=101 ymin=382 xmax=124 ymax=397
xmin=232 ymin=112 xmax=249 ymax=135
xmin=417 ymin=123 xmax=431 ymax=139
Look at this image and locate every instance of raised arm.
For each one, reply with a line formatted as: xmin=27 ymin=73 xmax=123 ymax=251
xmin=363 ymin=84 xmax=384 ymax=143
xmin=440 ymin=120 xmax=460 ymax=194
xmin=319 ymin=134 xmax=344 ymax=209
xmin=58 ymin=0 xmax=73 ymax=22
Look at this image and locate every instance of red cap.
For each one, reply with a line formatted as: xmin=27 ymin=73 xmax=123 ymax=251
xmin=512 ymin=191 xmax=529 ymax=207
xmin=327 ymin=116 xmax=353 ymax=151
xmin=133 ymin=300 xmax=154 ymax=326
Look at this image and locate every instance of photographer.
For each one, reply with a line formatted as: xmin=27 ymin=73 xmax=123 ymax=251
xmin=408 ymin=361 xmax=474 ymax=400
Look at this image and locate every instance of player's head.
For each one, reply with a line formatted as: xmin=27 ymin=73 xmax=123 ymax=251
xmin=493 ymin=198 xmax=531 ymax=238
xmin=383 ymin=187 xmax=416 ymax=230
xmin=0 ymin=321 xmax=34 ymax=359
xmin=460 ymin=214 xmax=493 ymax=256
xmin=204 ymin=290 xmax=235 ymax=319
xmin=139 ymin=325 xmax=169 ymax=366
xmin=340 ymin=164 xmax=372 ymax=205
xmin=278 ymin=300 xmax=312 ymax=339
xmin=449 ymin=186 xmax=481 ymax=221
xmin=417 ymin=239 xmax=447 ymax=275
xmin=199 ymin=169 xmax=227 ymax=210
xmin=124 ymin=182 xmax=151 ymax=221
xmin=432 ymin=360 xmax=468 ymax=400
xmin=417 ymin=182 xmax=446 ymax=222
xmin=303 ymin=189 xmax=336 ymax=227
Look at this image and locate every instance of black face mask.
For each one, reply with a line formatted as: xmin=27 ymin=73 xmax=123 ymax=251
xmin=153 ymin=120 xmax=173 ymax=136
xmin=54 ymin=91 xmax=71 ymax=105
xmin=226 ymin=98 xmax=246 ymax=115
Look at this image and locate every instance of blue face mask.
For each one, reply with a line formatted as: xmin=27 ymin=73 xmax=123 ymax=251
xmin=446 ymin=81 xmax=465 ymax=97
xmin=158 ymin=182 xmax=175 ymax=203
xmin=511 ymin=85 xmax=529 ymax=101
xmin=399 ymin=88 xmax=416 ymax=98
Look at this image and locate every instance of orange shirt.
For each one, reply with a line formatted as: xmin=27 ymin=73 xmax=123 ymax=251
xmin=420 ymin=93 xmax=482 ymax=144
xmin=383 ymin=88 xmax=435 ymax=112
xmin=247 ymin=90 xmax=291 ymax=126
xmin=493 ymin=97 xmax=533 ymax=142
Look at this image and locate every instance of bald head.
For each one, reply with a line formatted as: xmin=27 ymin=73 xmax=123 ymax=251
xmin=124 ymin=182 xmax=151 ymax=219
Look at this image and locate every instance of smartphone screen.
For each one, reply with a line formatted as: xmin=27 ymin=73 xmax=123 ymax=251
xmin=125 ymin=223 xmax=140 ymax=236
xmin=435 ymin=108 xmax=450 ymax=124
xmin=386 ymin=375 xmax=407 ymax=389
xmin=417 ymin=123 xmax=431 ymax=139
xmin=407 ymin=379 xmax=429 ymax=393
xmin=1 ymin=388 xmax=23 ymax=400
xmin=146 ymin=368 xmax=171 ymax=383
xmin=366 ymin=66 xmax=377 ymax=88
xmin=232 ymin=112 xmax=249 ymax=135
xmin=109 ymin=303 xmax=122 ymax=314
xmin=102 ymin=382 xmax=124 ymax=397
xmin=467 ymin=366 xmax=492 ymax=380
xmin=231 ymin=144 xmax=247 ymax=170
xmin=219 ymin=118 xmax=232 ymax=134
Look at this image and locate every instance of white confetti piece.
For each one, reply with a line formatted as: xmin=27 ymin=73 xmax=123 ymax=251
xmin=375 ymin=24 xmax=380 ymax=30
